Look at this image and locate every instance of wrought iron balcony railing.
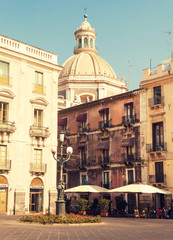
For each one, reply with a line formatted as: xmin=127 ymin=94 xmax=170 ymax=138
xmin=98 ymin=156 xmax=110 ymax=164
xmin=146 ymin=143 xmax=167 ymax=153
xmin=121 ymin=154 xmax=136 ymax=163
xmin=148 ymin=96 xmax=164 ymax=107
xmin=78 ymin=124 xmax=90 ymax=133
xmin=0 ymin=121 xmax=15 ymax=133
xmin=0 ymin=160 xmax=11 ymax=171
xmin=29 ymin=125 xmax=50 ymax=138
xmin=122 ymin=114 xmax=137 ymax=125
xmin=30 ymin=163 xmax=47 ymax=174
xmin=98 ymin=119 xmax=111 ymax=129
xmin=149 ymin=174 xmax=166 ymax=184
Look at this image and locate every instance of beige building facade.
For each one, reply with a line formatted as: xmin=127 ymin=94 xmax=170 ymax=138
xmin=140 ymin=60 xmax=173 ymax=207
xmin=0 ymin=35 xmax=62 ymax=214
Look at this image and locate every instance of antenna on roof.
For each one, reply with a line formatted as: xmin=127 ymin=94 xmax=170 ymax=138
xmin=127 ymin=60 xmax=132 ymax=90
xmin=164 ymin=31 xmax=173 ymax=59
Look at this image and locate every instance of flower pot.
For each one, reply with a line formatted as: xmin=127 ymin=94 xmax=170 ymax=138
xmin=79 ymin=211 xmax=86 ymax=215
xmin=100 ymin=212 xmax=108 ymax=217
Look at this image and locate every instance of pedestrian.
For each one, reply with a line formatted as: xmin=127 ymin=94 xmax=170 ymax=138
xmin=157 ymin=208 xmax=162 ymax=219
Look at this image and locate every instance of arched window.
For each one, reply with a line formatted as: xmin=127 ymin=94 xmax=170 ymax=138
xmin=90 ymin=38 xmax=93 ymax=48
xmin=84 ymin=37 xmax=88 ymax=47
xmin=79 ymin=38 xmax=82 ymax=48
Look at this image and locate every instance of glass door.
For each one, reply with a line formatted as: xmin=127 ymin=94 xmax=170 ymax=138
xmin=30 ymin=189 xmax=43 ymax=213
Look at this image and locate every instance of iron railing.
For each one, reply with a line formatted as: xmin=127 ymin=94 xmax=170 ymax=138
xmin=122 ymin=114 xmax=137 ymax=125
xmin=146 ymin=143 xmax=167 ymax=153
xmin=148 ymin=96 xmax=164 ymax=107
xmin=149 ymin=174 xmax=166 ymax=184
xmin=98 ymin=119 xmax=111 ymax=129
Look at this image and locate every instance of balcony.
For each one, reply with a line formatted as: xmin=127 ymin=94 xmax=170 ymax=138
xmin=0 ymin=121 xmax=15 ymax=133
xmin=78 ymin=124 xmax=90 ymax=134
xmin=33 ymin=84 xmax=46 ymax=94
xmin=30 ymin=125 xmax=50 ymax=138
xmin=98 ymin=119 xmax=111 ymax=129
xmin=122 ymin=114 xmax=137 ymax=125
xmin=146 ymin=143 xmax=167 ymax=153
xmin=149 ymin=174 xmax=166 ymax=185
xmin=121 ymin=154 xmax=136 ymax=164
xmin=30 ymin=163 xmax=47 ymax=174
xmin=0 ymin=160 xmax=11 ymax=172
xmin=148 ymin=96 xmax=164 ymax=108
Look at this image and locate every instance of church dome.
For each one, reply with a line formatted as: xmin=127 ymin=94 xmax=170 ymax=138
xmin=59 ymin=51 xmax=117 ymax=79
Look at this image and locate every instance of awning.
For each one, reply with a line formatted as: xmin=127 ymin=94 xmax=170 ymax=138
xmin=99 ymin=108 xmax=109 ymax=115
xmin=121 ymin=138 xmax=135 ymax=147
xmin=98 ymin=141 xmax=109 ymax=150
xmin=58 ymin=118 xmax=67 ymax=126
xmin=76 ymin=113 xmax=87 ymax=122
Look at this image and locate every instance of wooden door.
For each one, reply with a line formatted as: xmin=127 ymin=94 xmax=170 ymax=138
xmin=0 ymin=189 xmax=7 ymax=213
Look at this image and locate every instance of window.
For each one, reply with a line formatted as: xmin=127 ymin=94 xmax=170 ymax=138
xmin=99 ymin=108 xmax=109 ymax=128
xmin=34 ymin=72 xmax=43 ymax=93
xmin=80 ymin=147 xmax=86 ymax=166
xmin=0 ymin=102 xmax=8 ymax=123
xmin=102 ymin=149 xmax=109 ymax=163
xmin=154 ymin=86 xmax=161 ymax=105
xmin=152 ymin=122 xmax=164 ymax=151
xmin=155 ymin=162 xmax=164 ymax=183
xmin=0 ymin=62 xmax=9 ymax=84
xmin=127 ymin=170 xmax=134 ymax=184
xmin=0 ymin=145 xmax=7 ymax=168
xmin=79 ymin=38 xmax=82 ymax=48
xmin=34 ymin=109 xmax=43 ymax=127
xmin=80 ymin=95 xmax=93 ymax=103
xmin=90 ymin=38 xmax=93 ymax=48
xmin=82 ymin=174 xmax=88 ymax=185
xmin=103 ymin=171 xmax=109 ymax=189
xmin=34 ymin=149 xmax=42 ymax=170
xmin=125 ymin=103 xmax=133 ymax=120
xmin=84 ymin=37 xmax=88 ymax=47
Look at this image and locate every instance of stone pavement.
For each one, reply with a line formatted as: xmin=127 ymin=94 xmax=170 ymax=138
xmin=0 ymin=215 xmax=173 ymax=240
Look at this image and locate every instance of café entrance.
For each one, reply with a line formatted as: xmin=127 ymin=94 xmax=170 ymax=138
xmin=30 ymin=178 xmax=43 ymax=213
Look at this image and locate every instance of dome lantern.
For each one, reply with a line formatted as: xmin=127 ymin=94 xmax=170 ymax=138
xmin=74 ymin=15 xmax=97 ymax=55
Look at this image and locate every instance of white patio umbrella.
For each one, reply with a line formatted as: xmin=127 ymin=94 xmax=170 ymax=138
xmin=65 ymin=184 xmax=108 ymax=193
xmin=107 ymin=183 xmax=169 ymax=194
xmin=107 ymin=183 xmax=171 ymax=211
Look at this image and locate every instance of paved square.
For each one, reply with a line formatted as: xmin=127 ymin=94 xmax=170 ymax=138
xmin=0 ymin=215 xmax=173 ymax=240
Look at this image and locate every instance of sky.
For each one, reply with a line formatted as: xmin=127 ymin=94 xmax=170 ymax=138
xmin=0 ymin=0 xmax=173 ymax=90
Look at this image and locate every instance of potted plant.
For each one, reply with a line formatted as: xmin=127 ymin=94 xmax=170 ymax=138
xmin=78 ymin=198 xmax=88 ymax=215
xmin=98 ymin=198 xmax=110 ymax=216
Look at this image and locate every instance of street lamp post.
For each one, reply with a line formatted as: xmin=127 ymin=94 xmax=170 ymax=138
xmin=51 ymin=132 xmax=73 ymax=216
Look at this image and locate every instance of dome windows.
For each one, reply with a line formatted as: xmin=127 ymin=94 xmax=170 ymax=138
xmin=84 ymin=37 xmax=88 ymax=47
xmin=78 ymin=38 xmax=82 ymax=48
xmin=90 ymin=38 xmax=93 ymax=48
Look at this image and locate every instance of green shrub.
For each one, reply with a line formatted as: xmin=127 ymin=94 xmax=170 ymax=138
xmin=78 ymin=198 xmax=88 ymax=212
xmin=98 ymin=198 xmax=110 ymax=213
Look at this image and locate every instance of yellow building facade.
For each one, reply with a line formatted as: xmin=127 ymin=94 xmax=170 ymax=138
xmin=141 ymin=60 xmax=173 ymax=207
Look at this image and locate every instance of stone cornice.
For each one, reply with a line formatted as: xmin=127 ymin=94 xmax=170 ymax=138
xmin=59 ymin=88 xmax=144 ymax=114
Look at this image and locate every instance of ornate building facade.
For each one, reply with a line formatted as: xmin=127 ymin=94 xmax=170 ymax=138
xmin=0 ymin=34 xmax=62 ymax=214
xmin=140 ymin=59 xmax=173 ymax=208
xmin=58 ymin=89 xmax=145 ymax=213
xmin=58 ymin=14 xmax=128 ymax=109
